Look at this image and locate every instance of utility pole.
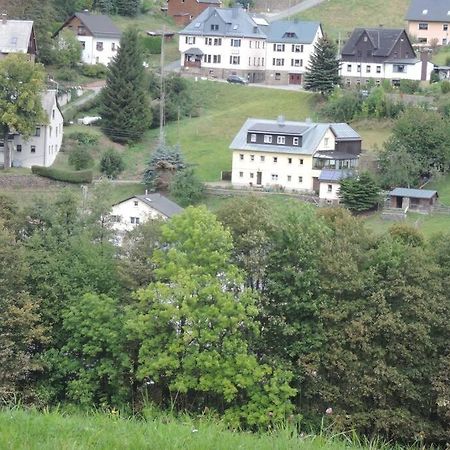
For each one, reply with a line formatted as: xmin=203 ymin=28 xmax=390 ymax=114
xmin=159 ymin=25 xmax=166 ymax=146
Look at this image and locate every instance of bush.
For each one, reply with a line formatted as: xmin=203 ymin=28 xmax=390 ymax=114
xmin=100 ymin=148 xmax=125 ymax=179
xmin=140 ymin=36 xmax=162 ymax=55
xmin=67 ymin=130 xmax=99 ymax=146
xmin=441 ymin=80 xmax=450 ymax=94
xmin=31 ymin=166 xmax=93 ymax=183
xmin=399 ymin=79 xmax=420 ymax=94
xmin=81 ymin=64 xmax=108 ymax=78
xmin=68 ymin=146 xmax=94 ymax=170
xmin=54 ymin=67 xmax=79 ymax=82
xmin=169 ymin=168 xmax=204 ymax=206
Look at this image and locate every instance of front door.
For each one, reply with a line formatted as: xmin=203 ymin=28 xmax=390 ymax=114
xmin=289 ymin=73 xmax=302 ymax=85
xmin=256 ymin=171 xmax=262 ymax=185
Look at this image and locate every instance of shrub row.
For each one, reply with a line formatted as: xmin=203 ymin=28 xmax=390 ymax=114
xmin=31 ymin=166 xmax=93 ymax=184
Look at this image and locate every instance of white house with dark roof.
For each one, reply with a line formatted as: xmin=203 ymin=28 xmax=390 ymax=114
xmin=0 ymin=90 xmax=63 ymax=168
xmin=406 ymin=0 xmax=450 ymax=46
xmin=178 ymin=7 xmax=322 ymax=84
xmin=53 ymin=12 xmax=121 ymax=65
xmin=230 ymin=117 xmax=361 ymax=202
xmin=110 ymin=193 xmax=184 ymax=233
xmin=340 ymin=27 xmax=434 ymax=86
xmin=0 ymin=16 xmax=37 ymax=61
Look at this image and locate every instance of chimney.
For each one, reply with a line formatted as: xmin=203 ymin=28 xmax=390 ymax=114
xmin=277 ymin=115 xmax=285 ymax=126
xmin=1 ymin=13 xmax=7 ymax=24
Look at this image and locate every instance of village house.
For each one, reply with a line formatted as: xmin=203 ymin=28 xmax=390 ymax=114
xmin=0 ymin=15 xmax=37 ymax=61
xmin=0 ymin=90 xmax=63 ymax=168
xmin=340 ymin=28 xmax=434 ymax=86
xmin=178 ymin=7 xmax=321 ymax=84
xmin=406 ymin=0 xmax=450 ymax=46
xmin=110 ymin=193 xmax=183 ymax=233
xmin=168 ymin=0 xmax=222 ymax=26
xmin=230 ymin=117 xmax=361 ymax=203
xmin=53 ymin=11 xmax=121 ymax=66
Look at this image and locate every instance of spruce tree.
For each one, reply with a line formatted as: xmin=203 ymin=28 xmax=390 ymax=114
xmin=115 ymin=0 xmax=140 ymax=16
xmin=304 ymin=35 xmax=341 ymax=96
xmin=101 ymin=29 xmax=151 ymax=143
xmin=339 ymin=172 xmax=380 ymax=212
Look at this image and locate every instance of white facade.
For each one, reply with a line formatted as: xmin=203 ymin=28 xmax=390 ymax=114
xmin=319 ymin=181 xmax=340 ymax=202
xmin=78 ymin=35 xmax=119 ymax=66
xmin=6 ymin=90 xmax=64 ymax=168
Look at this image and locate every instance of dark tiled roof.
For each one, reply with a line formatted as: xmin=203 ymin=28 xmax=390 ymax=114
xmin=135 ymin=194 xmax=184 ymax=218
xmin=341 ymin=28 xmax=407 ymax=58
xmin=74 ymin=12 xmax=121 ymax=38
xmin=389 ymin=188 xmax=438 ymax=199
xmin=265 ymin=20 xmax=321 ymax=44
xmin=406 ymin=0 xmax=450 ymax=22
xmin=248 ymin=122 xmax=310 ymax=135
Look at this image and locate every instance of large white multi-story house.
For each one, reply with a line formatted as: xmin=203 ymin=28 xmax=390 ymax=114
xmin=1 ymin=90 xmax=64 ymax=168
xmin=340 ymin=28 xmax=434 ymax=86
xmin=230 ymin=117 xmax=361 ymax=203
xmin=53 ymin=12 xmax=121 ymax=66
xmin=179 ymin=7 xmax=322 ymax=84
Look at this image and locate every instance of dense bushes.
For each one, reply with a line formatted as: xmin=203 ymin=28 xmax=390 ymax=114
xmin=81 ymin=64 xmax=108 ymax=78
xmin=31 ymin=165 xmax=93 ymax=183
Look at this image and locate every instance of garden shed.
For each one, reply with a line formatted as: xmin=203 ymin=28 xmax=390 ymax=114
xmin=389 ymin=188 xmax=438 ymax=213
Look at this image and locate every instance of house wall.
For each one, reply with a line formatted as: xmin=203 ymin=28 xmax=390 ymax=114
xmin=319 ymin=181 xmax=340 ymax=202
xmin=407 ymin=20 xmax=450 ymax=46
xmin=111 ymin=198 xmax=167 ymax=233
xmin=11 ymin=99 xmax=63 ymax=168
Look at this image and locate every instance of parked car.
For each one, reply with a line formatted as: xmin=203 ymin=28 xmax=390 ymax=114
xmin=226 ymin=75 xmax=249 ymax=85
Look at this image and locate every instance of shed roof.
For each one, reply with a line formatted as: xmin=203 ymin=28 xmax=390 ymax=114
xmin=0 ymin=20 xmax=34 ymax=54
xmin=389 ymin=188 xmax=438 ymax=199
xmin=406 ymin=0 xmax=450 ymax=22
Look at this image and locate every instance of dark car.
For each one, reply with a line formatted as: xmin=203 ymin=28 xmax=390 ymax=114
xmin=226 ymin=75 xmax=249 ymax=85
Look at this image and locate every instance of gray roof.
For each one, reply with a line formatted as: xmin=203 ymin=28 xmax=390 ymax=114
xmin=230 ymin=118 xmax=360 ymax=156
xmin=135 ymin=194 xmax=184 ymax=218
xmin=406 ymin=0 xmax=450 ymax=22
xmin=319 ymin=169 xmax=354 ymax=182
xmin=180 ymin=7 xmax=267 ymax=38
xmin=185 ymin=47 xmax=204 ymax=55
xmin=56 ymin=12 xmax=121 ymax=39
xmin=384 ymin=58 xmax=420 ymax=64
xmin=341 ymin=28 xmax=411 ymax=58
xmin=41 ymin=90 xmax=59 ymax=120
xmin=389 ymin=188 xmax=438 ymax=199
xmin=0 ymin=20 xmax=33 ymax=53
xmin=266 ymin=20 xmax=321 ymax=44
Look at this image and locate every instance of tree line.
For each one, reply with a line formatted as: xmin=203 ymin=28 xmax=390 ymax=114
xmin=0 ymin=189 xmax=448 ymax=445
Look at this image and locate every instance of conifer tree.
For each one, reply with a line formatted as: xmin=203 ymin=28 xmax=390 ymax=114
xmin=339 ymin=172 xmax=380 ymax=212
xmin=304 ymin=35 xmax=341 ymax=96
xmin=101 ymin=29 xmax=151 ymax=143
xmin=115 ymin=0 xmax=139 ymax=16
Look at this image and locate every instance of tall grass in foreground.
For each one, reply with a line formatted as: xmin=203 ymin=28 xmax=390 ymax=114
xmin=0 ymin=407 xmax=415 ymax=450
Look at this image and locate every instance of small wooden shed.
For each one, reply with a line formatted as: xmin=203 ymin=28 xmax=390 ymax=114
xmin=389 ymin=188 xmax=438 ymax=212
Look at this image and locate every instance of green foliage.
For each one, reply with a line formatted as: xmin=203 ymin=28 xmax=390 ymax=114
xmin=441 ymin=80 xmax=450 ymax=94
xmin=31 ymin=166 xmax=94 ymax=183
xmin=100 ymin=148 xmax=125 ymax=179
xmin=143 ymin=143 xmax=185 ymax=190
xmin=140 ymin=36 xmax=161 ymax=55
xmin=339 ymin=172 xmax=380 ymax=212
xmin=80 ymin=64 xmax=108 ymax=78
xmin=304 ymin=35 xmax=341 ymax=96
xmin=68 ymin=146 xmax=94 ymax=170
xmin=115 ymin=0 xmax=140 ymax=16
xmin=388 ymin=223 xmax=424 ymax=247
xmin=378 ymin=147 xmax=422 ymax=189
xmin=51 ymin=30 xmax=82 ymax=68
xmin=67 ymin=130 xmax=100 ymax=146
xmin=0 ymin=55 xmax=46 ymax=168
xmin=169 ymin=168 xmax=204 ymax=206
xmin=398 ymin=79 xmax=420 ymax=94
xmin=52 ymin=67 xmax=79 ymax=82
xmin=101 ymin=29 xmax=152 ymax=143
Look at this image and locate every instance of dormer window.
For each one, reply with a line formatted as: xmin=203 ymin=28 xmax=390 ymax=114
xmin=211 ymin=24 xmax=219 ymax=31
xmin=277 ymin=136 xmax=285 ymax=144
xmin=264 ymin=135 xmax=272 ymax=143
xmin=250 ymin=133 xmax=256 ymax=142
xmin=293 ymin=137 xmax=299 ymax=146
xmin=283 ymin=32 xmax=296 ymax=38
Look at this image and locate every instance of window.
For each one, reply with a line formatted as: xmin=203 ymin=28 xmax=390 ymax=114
xmin=376 ymin=65 xmax=381 ymax=73
xmin=293 ymin=137 xmax=299 ymax=146
xmin=49 ymin=126 xmax=52 ymax=137
xmin=230 ymin=55 xmax=240 ymax=65
xmin=327 ymin=184 xmax=332 ymax=193
xmin=205 ymin=37 xmax=212 ymax=45
xmin=444 ymin=24 xmax=449 ymax=31
xmin=357 ymin=64 xmax=361 ymax=72
xmin=292 ymin=44 xmax=303 ymax=52
xmin=287 ymin=175 xmax=292 ymax=181
xmin=52 ymin=109 xmax=55 ymax=119
xmin=324 ymin=137 xmax=329 ymax=146
xmin=239 ymin=171 xmax=243 ymax=177
xmin=274 ymin=43 xmax=285 ymax=52
xmin=31 ymin=145 xmax=36 ymax=153
xmin=347 ymin=64 xmax=352 ymax=72
xmin=134 ymin=200 xmax=138 ymax=206
xmin=366 ymin=65 xmax=371 ymax=73
xmin=418 ymin=37 xmax=428 ymax=43
xmin=231 ymin=39 xmax=241 ymax=47
xmin=288 ymin=157 xmax=292 ymax=164
xmin=298 ymin=176 xmax=303 ymax=183
xmin=211 ymin=24 xmax=219 ymax=31
xmin=80 ymin=40 xmax=86 ymax=49
xmin=249 ymin=134 xmax=256 ymax=143
xmin=264 ymin=135 xmax=272 ymax=143
xmin=299 ymin=158 xmax=303 ymax=165
xmin=77 ymin=26 xmax=85 ymax=35
xmin=444 ymin=38 xmax=448 ymax=45
xmin=250 ymin=154 xmax=255 ymax=161
xmin=213 ymin=38 xmax=222 ymax=45
xmin=96 ymin=41 xmax=103 ymax=51
xmin=35 ymin=127 xmax=40 ymax=137
xmin=273 ymin=58 xmax=284 ymax=66
xmin=112 ymin=42 xmax=116 ymax=51
xmin=186 ymin=36 xmax=196 ymax=44
xmin=204 ymin=54 xmax=211 ymax=63
xmin=273 ymin=157 xmax=278 ymax=163
xmin=366 ymin=49 xmax=372 ymax=57
xmin=130 ymin=217 xmax=140 ymax=224
xmin=250 ymin=172 xmax=254 ymax=178
xmin=16 ymin=144 xmax=22 ymax=152
xmin=239 ymin=154 xmax=244 ymax=160
xmin=271 ymin=174 xmax=278 ymax=181
xmin=277 ymin=136 xmax=285 ymax=144
xmin=291 ymin=59 xmax=302 ymax=67
xmin=275 ymin=72 xmax=281 ymax=80
xmin=419 ymin=23 xmax=428 ymax=30
xmin=260 ymin=155 xmax=265 ymax=162
xmin=393 ymin=64 xmax=405 ymax=73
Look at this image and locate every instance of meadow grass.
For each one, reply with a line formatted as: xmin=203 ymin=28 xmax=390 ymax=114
xmin=295 ymin=0 xmax=410 ymax=39
xmin=427 ymin=174 xmax=450 ymax=205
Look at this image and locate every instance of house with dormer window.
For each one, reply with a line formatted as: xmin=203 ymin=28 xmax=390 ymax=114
xmin=230 ymin=117 xmax=361 ymax=202
xmin=179 ymin=7 xmax=321 ymax=84
xmin=406 ymin=0 xmax=450 ymax=46
xmin=340 ymin=27 xmax=434 ymax=86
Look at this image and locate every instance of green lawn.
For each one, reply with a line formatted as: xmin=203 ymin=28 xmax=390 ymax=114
xmin=427 ymin=174 xmax=450 ymax=205
xmin=432 ymin=46 xmax=450 ymax=66
xmin=351 ymin=119 xmax=393 ymax=153
xmin=295 ymin=0 xmax=410 ymax=39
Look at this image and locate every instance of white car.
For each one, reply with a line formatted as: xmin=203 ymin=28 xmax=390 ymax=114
xmin=77 ymin=116 xmax=102 ymax=125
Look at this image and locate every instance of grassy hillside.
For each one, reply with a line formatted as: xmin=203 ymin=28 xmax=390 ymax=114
xmin=295 ymin=0 xmax=410 ymax=39
xmin=0 ymin=408 xmax=371 ymax=450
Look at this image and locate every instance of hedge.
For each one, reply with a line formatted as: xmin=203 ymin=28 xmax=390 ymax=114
xmin=31 ymin=166 xmax=93 ymax=183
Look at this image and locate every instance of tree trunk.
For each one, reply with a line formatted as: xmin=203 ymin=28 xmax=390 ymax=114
xmin=3 ymin=132 xmax=11 ymax=170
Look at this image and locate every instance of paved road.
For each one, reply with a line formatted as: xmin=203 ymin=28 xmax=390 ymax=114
xmin=264 ymin=0 xmax=326 ymax=22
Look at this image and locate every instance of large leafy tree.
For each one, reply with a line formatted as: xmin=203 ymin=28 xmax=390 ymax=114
xmin=304 ymin=35 xmax=341 ymax=95
xmin=0 ymin=55 xmax=46 ymax=169
xmin=101 ymin=29 xmax=152 ymax=143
